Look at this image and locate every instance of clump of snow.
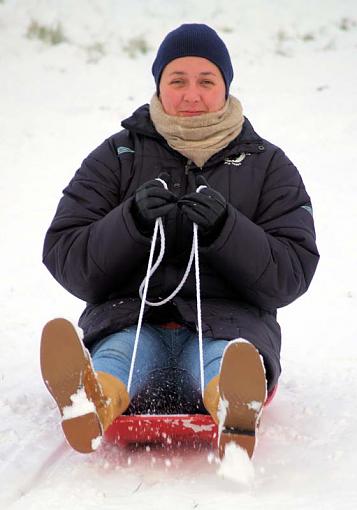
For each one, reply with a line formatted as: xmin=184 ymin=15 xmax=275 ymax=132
xmin=217 ymin=442 xmax=255 ymax=486
xmin=207 ymin=452 xmax=220 ymax=465
xmin=207 ymin=452 xmax=215 ymax=464
xmin=217 ymin=397 xmax=228 ymax=435
xmin=91 ymin=436 xmax=102 ymax=451
xmin=62 ymin=387 xmax=96 ymax=420
xmin=247 ymin=400 xmax=263 ymax=412
xmin=230 ymin=338 xmax=252 ymax=345
xmin=181 ymin=419 xmax=215 ymax=432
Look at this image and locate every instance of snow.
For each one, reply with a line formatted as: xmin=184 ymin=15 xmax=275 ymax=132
xmin=217 ymin=442 xmax=255 ymax=486
xmin=61 ymin=387 xmax=96 ymax=420
xmin=247 ymin=401 xmax=263 ymax=412
xmin=1 ymin=0 xmax=357 ymax=508
xmin=91 ymin=436 xmax=102 ymax=451
xmin=217 ymin=397 xmax=229 ymax=436
xmin=181 ymin=419 xmax=215 ymax=433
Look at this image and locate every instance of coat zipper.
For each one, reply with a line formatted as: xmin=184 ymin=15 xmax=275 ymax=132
xmin=184 ymin=159 xmax=192 ymax=174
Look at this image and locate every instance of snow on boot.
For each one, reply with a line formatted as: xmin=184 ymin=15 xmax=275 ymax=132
xmin=40 ymin=318 xmax=129 ymax=453
xmin=204 ymin=339 xmax=267 ymax=459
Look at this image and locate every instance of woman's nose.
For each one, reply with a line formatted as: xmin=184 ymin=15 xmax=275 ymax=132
xmin=182 ymin=84 xmax=200 ymax=102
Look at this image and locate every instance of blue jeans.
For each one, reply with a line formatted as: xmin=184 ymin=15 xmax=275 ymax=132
xmin=91 ymin=324 xmax=229 ymax=414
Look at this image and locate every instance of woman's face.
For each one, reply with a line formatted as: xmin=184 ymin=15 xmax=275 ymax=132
xmin=159 ymin=56 xmax=226 ymax=117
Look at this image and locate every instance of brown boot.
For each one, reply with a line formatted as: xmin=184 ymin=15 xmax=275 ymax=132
xmin=203 ymin=375 xmax=220 ymax=425
xmin=40 ymin=318 xmax=130 ymax=453
xmin=95 ymin=371 xmax=130 ymax=431
xmin=204 ymin=339 xmax=267 ymax=459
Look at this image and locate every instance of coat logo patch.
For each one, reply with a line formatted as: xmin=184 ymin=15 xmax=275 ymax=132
xmin=117 ymin=146 xmax=135 ymax=156
xmin=301 ymin=204 xmax=313 ymax=217
xmin=224 ymin=152 xmax=250 ymax=166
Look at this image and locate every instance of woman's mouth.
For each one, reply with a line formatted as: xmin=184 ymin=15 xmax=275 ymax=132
xmin=179 ymin=111 xmax=205 ymax=117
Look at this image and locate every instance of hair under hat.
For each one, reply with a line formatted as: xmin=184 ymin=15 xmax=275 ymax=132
xmin=152 ymin=23 xmax=234 ymax=96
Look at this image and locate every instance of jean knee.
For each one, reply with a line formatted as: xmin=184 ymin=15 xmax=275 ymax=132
xmin=91 ymin=328 xmax=137 ymax=385
xmin=179 ymin=336 xmax=229 ymax=388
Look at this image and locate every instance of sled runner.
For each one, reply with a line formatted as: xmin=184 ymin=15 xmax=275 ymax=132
xmin=105 ymin=386 xmax=277 ymax=447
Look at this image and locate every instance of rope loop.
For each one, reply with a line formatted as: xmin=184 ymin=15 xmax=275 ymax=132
xmin=127 ymin=179 xmax=207 ymax=397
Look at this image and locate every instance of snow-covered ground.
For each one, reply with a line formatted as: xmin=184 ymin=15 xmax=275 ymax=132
xmin=1 ymin=0 xmax=357 ymax=508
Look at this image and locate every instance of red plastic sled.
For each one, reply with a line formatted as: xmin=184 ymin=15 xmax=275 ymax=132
xmin=105 ymin=413 xmax=218 ymax=447
xmin=105 ymin=386 xmax=277 ymax=447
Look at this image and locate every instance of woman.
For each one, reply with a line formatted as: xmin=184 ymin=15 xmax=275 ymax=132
xmin=41 ymin=24 xmax=319 ymax=459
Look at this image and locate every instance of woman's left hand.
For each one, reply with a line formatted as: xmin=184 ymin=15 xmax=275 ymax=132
xmin=178 ymin=175 xmax=227 ymax=237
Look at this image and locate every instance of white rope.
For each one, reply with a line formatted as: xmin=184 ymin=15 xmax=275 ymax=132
xmin=127 ymin=180 xmax=208 ymax=398
xmin=191 ymin=183 xmax=207 ymax=398
xmin=127 ymin=216 xmax=161 ymax=393
xmin=193 ymin=223 xmax=205 ymax=397
xmin=138 ymin=229 xmax=195 ymax=306
xmin=128 ymin=178 xmax=169 ymax=393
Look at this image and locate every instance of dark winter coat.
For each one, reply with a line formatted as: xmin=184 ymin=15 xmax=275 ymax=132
xmin=43 ymin=105 xmax=319 ymax=390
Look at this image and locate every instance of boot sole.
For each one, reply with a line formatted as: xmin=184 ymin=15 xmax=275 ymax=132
xmin=40 ymin=318 xmax=102 ymax=453
xmin=218 ymin=340 xmax=267 ymax=459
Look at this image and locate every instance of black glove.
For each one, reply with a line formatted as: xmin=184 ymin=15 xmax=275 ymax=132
xmin=132 ymin=173 xmax=177 ymax=233
xmin=178 ymin=175 xmax=227 ymax=240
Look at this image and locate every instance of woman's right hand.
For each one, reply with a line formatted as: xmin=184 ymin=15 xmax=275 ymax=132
xmin=132 ymin=173 xmax=177 ymax=232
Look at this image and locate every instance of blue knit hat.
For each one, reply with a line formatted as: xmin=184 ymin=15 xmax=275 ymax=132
xmin=152 ymin=23 xmax=234 ymax=96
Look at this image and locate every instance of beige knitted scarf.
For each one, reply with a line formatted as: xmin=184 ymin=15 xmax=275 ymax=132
xmin=149 ymin=94 xmax=244 ymax=168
